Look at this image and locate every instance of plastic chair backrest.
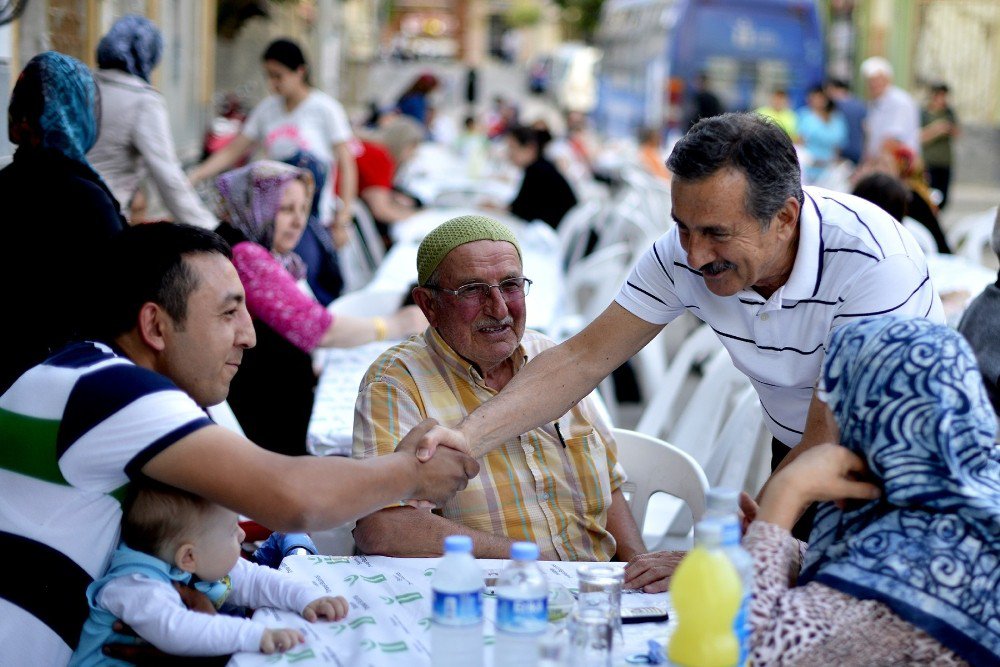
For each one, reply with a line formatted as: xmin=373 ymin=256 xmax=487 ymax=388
xmin=667 ymin=348 xmax=752 ymax=465
xmin=557 ymin=199 xmax=605 ymax=270
xmin=703 ymin=385 xmax=771 ymax=495
xmin=352 ymin=199 xmax=386 ymax=266
xmin=947 ymin=206 xmax=998 ymax=265
xmin=612 ymin=427 xmax=709 ymax=533
xmin=564 ymin=242 xmax=632 ymax=323
xmin=635 ymin=325 xmax=723 ymax=438
xmin=902 ymin=217 xmax=938 ymax=257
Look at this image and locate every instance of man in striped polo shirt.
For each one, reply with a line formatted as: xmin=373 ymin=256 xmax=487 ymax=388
xmin=0 ymin=223 xmax=478 ymax=665
xmin=411 ymin=112 xmax=944 ymax=586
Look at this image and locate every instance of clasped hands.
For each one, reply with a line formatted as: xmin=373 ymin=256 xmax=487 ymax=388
xmin=394 ymin=419 xmax=479 ymax=510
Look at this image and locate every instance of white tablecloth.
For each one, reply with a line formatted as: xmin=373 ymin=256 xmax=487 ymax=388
xmin=396 ymin=143 xmax=519 ymax=208
xmin=926 ymin=253 xmax=996 ymax=325
xmin=229 ymin=556 xmax=672 ymax=667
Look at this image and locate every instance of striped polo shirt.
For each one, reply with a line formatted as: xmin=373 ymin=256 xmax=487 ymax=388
xmin=354 ymin=327 xmax=626 ymax=561
xmin=617 ymin=186 xmax=944 ymax=446
xmin=0 ymin=342 xmax=212 ymax=665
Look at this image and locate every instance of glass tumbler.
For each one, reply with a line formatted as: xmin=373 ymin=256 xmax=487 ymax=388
xmin=576 ymin=563 xmax=624 ymax=640
xmin=567 ymin=605 xmax=613 ymax=667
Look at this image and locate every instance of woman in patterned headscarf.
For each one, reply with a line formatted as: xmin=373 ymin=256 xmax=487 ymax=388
xmin=0 ymin=51 xmax=125 ymax=392
xmin=281 ymin=150 xmax=344 ymax=305
xmin=747 ymin=315 xmax=999 ymax=665
xmin=214 ymin=161 xmax=424 ymax=455
xmin=88 ymin=15 xmax=217 ymax=229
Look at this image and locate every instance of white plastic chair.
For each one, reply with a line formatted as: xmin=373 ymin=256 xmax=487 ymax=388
xmin=635 ymin=325 xmax=723 ymax=439
xmin=612 ymin=427 xmax=709 ymax=539
xmin=902 ymin=217 xmax=939 ymax=257
xmin=947 ymin=206 xmax=998 ymax=265
xmin=557 ymin=199 xmax=605 ymax=270
xmin=703 ymin=385 xmax=772 ymax=497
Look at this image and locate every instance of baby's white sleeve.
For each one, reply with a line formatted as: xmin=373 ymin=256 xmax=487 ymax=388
xmin=227 ymin=558 xmax=323 ymax=615
xmin=97 ymin=575 xmax=265 ymax=655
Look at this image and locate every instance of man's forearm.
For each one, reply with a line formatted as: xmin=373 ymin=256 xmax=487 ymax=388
xmin=757 ymin=390 xmax=837 ymax=501
xmin=354 ymin=507 xmax=515 ymax=558
xmin=461 ymin=304 xmax=660 ymax=457
xmin=606 ymin=488 xmax=646 ymax=562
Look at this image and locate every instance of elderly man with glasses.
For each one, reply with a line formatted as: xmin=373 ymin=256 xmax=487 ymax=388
xmin=352 ymin=215 xmax=646 ymax=561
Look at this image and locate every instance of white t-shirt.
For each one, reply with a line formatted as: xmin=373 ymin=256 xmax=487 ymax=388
xmin=242 ymin=90 xmax=352 ymax=165
xmin=864 ymin=85 xmax=921 ymax=159
xmin=616 ymin=186 xmax=944 ymax=447
xmin=242 ymin=90 xmax=353 ymax=221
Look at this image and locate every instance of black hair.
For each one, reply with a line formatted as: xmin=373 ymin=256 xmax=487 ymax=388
xmin=509 ymin=124 xmax=552 ymax=152
xmin=825 ymin=77 xmax=849 ymax=90
xmin=852 ymin=172 xmax=909 ymax=222
xmin=930 ymin=82 xmax=949 ymax=94
xmin=808 ymin=85 xmax=835 ymax=113
xmin=667 ymin=112 xmax=803 ymax=229
xmin=262 ymin=38 xmax=309 ymax=83
xmin=88 ymin=223 xmax=232 ymax=342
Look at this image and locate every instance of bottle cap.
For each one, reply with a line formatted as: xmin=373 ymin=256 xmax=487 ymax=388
xmin=443 ymin=535 xmax=473 ymax=554
xmin=510 ymin=541 xmax=540 ymax=561
xmin=706 ymin=487 xmax=740 ymax=514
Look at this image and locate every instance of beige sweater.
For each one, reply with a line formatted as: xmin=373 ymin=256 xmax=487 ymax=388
xmin=88 ymin=69 xmax=216 ymax=229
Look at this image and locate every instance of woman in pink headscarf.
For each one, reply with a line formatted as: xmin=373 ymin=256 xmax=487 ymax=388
xmin=214 ymin=161 xmax=424 ymax=455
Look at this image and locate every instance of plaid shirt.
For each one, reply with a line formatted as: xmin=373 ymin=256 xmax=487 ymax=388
xmin=353 ymin=328 xmax=625 ymax=561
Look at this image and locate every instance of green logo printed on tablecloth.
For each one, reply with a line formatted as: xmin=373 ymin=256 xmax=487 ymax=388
xmin=285 ymin=648 xmax=316 ymax=663
xmin=418 ymin=617 xmax=432 ymax=631
xmin=379 ymin=641 xmax=409 ymax=653
xmin=423 ymin=567 xmax=436 ymax=577
xmin=349 ymin=615 xmax=377 ymax=629
xmin=308 ymin=556 xmax=352 ymax=566
xmin=381 ymin=592 xmax=423 ymax=605
xmin=265 ymin=648 xmax=316 ymax=663
xmin=483 ymin=635 xmax=496 ymax=646
xmin=361 ymin=639 xmax=377 ymax=652
xmin=329 ymin=623 xmax=347 ymax=636
xmin=344 ymin=573 xmax=387 ymax=586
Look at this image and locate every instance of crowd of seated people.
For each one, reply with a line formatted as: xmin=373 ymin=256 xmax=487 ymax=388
xmin=2 ymin=26 xmax=999 ymax=667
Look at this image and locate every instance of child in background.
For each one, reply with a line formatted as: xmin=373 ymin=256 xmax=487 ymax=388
xmin=71 ymin=483 xmax=349 ymax=665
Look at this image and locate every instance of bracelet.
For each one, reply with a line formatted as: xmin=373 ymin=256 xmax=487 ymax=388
xmin=372 ymin=317 xmax=388 ymax=342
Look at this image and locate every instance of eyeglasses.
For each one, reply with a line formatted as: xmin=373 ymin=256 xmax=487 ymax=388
xmin=428 ymin=277 xmax=533 ymax=303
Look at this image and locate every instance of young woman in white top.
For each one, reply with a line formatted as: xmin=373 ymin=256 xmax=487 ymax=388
xmin=190 ymin=39 xmax=357 ymax=245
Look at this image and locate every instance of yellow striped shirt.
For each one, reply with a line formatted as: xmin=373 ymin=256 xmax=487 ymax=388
xmin=353 ymin=328 xmax=625 ymax=561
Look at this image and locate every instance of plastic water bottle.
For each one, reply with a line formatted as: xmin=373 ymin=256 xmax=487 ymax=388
xmin=431 ymin=535 xmax=484 ymax=667
xmin=494 ymin=541 xmax=548 ymax=667
xmin=704 ymin=488 xmax=753 ymax=666
xmin=668 ymin=520 xmax=742 ymax=667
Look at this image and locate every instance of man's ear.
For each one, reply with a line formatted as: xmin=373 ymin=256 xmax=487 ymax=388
xmin=174 ymin=542 xmax=197 ymax=574
xmin=137 ymin=302 xmax=170 ymax=352
xmin=411 ymin=287 xmax=438 ymax=328
xmin=773 ymin=196 xmax=801 ymax=242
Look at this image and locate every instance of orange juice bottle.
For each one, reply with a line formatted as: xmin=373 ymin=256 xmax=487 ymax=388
xmin=668 ymin=520 xmax=742 ymax=667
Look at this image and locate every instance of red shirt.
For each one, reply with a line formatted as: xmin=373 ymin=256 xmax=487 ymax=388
xmin=337 ymin=139 xmax=395 ymax=194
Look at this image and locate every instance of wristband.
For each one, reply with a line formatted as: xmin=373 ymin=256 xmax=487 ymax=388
xmin=373 ymin=317 xmax=388 ymax=341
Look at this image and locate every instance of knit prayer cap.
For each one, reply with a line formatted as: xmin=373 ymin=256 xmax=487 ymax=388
xmin=417 ymin=215 xmax=521 ymax=285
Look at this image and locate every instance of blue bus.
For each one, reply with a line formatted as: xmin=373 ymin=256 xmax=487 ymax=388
xmin=594 ymin=0 xmax=825 ymax=138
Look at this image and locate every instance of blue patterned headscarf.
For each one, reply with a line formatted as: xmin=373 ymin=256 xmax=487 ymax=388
xmin=8 ymin=52 xmax=99 ymax=163
xmin=800 ymin=316 xmax=1000 ymax=665
xmin=96 ymin=15 xmax=162 ymax=82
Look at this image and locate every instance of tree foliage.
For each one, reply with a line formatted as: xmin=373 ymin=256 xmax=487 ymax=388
xmin=553 ymin=0 xmax=605 ymax=41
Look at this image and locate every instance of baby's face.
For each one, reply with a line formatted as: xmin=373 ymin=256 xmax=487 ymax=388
xmin=190 ymin=506 xmax=246 ymax=581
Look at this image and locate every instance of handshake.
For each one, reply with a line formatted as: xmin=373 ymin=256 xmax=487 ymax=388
xmin=394 ymin=419 xmax=479 ymax=509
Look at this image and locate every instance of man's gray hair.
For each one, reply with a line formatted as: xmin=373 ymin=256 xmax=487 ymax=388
xmin=666 ymin=112 xmax=803 ymax=230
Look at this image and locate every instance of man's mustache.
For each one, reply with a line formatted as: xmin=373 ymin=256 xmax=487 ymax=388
xmin=475 ymin=316 xmax=514 ymax=330
xmin=700 ymin=261 xmax=737 ymax=276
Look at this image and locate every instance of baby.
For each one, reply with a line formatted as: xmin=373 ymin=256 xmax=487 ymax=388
xmin=71 ymin=483 xmax=348 ymax=665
